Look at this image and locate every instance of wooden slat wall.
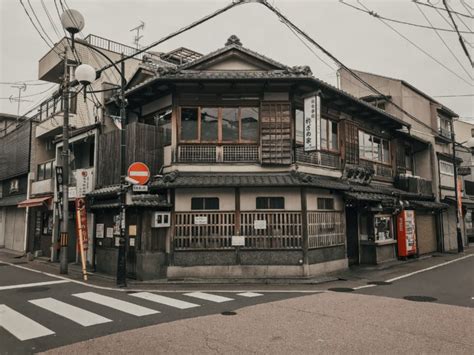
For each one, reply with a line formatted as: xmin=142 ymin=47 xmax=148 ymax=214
xmin=260 ymin=102 xmax=292 ymax=165
xmin=0 ymin=122 xmax=31 ymax=180
xmin=97 ymin=122 xmax=164 ymax=187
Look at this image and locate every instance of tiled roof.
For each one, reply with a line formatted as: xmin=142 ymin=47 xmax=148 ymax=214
xmin=345 ymin=192 xmax=396 ymax=202
xmin=87 ymin=185 xmax=121 ymax=197
xmin=151 ymin=171 xmax=350 ymax=190
xmin=90 ymin=202 xmax=120 ymax=210
xmin=409 ymin=200 xmax=448 ymax=210
xmin=130 ymin=194 xmax=171 ymax=208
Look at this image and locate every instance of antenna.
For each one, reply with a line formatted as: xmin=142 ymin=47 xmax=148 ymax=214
xmin=130 ymin=21 xmax=145 ymax=49
xmin=9 ymin=83 xmax=29 ymax=118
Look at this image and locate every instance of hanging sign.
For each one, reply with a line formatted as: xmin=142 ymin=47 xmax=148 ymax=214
xmin=127 ymin=162 xmax=150 ymax=185
xmin=254 ymin=220 xmax=267 ymax=230
xmin=75 ymin=168 xmax=94 ymax=197
xmin=194 ymin=216 xmax=208 ymax=225
xmin=303 ymin=93 xmax=320 ymax=152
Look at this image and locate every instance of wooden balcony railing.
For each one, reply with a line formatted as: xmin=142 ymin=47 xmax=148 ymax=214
xmin=295 ymin=147 xmax=341 ymax=169
xmin=174 ymin=144 xmax=259 ymax=163
xmin=360 ymin=159 xmax=393 ymax=178
xmin=394 ymin=175 xmax=433 ymax=196
xmin=174 ymin=210 xmax=345 ymax=251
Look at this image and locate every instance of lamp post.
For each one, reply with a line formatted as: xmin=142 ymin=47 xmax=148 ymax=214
xmin=60 ymin=9 xmax=128 ymax=285
xmin=59 ymin=9 xmax=85 ymax=274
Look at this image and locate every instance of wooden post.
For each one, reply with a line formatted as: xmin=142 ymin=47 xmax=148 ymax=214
xmin=235 ymin=187 xmax=241 ymax=264
xmin=300 ymin=187 xmax=309 ymax=276
xmin=169 ymin=189 xmax=175 ymax=265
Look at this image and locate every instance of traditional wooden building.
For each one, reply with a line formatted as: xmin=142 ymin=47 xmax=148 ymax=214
xmin=89 ymin=36 xmax=444 ymax=280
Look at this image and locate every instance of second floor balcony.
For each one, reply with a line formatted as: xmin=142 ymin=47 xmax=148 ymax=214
xmin=394 ymin=174 xmax=433 ymax=196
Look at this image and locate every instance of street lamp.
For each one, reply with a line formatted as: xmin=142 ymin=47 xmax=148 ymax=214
xmin=61 ymin=9 xmax=129 ymax=286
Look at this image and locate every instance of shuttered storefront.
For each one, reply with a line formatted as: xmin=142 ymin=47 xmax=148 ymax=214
xmin=4 ymin=206 xmax=26 ymax=252
xmin=416 ymin=213 xmax=437 ymax=255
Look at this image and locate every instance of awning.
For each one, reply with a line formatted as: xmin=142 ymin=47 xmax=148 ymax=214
xmin=409 ymin=200 xmax=448 ymax=210
xmin=344 ymin=192 xmax=395 ymax=202
xmin=18 ymin=196 xmax=52 ymax=208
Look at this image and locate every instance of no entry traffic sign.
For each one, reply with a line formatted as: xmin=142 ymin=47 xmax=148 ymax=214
xmin=127 ymin=162 xmax=150 ymax=185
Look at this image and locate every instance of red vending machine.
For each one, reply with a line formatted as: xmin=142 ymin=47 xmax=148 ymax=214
xmin=397 ymin=210 xmax=417 ymax=257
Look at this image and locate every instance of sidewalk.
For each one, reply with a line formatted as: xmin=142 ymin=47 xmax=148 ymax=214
xmin=0 ymin=247 xmax=472 ymax=291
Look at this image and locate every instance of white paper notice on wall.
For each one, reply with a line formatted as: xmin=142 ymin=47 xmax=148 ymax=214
xmin=194 ymin=216 xmax=208 ymax=225
xmin=254 ymin=220 xmax=267 ymax=230
xmin=106 ymin=227 xmax=114 ymax=238
xmin=96 ymin=224 xmax=104 ymax=239
xmin=231 ymin=236 xmax=245 ymax=246
xmin=129 ymin=238 xmax=135 ymax=247
xmin=115 ymin=237 xmax=120 ymax=247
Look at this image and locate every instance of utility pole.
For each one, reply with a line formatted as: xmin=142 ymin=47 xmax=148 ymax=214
xmin=10 ymin=83 xmax=27 ymax=117
xmin=59 ymin=48 xmax=70 ymax=274
xmin=451 ymin=122 xmax=464 ymax=253
xmin=117 ymin=55 xmax=127 ymax=287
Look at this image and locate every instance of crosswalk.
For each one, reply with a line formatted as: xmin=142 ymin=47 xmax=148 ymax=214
xmin=0 ymin=291 xmax=263 ymax=342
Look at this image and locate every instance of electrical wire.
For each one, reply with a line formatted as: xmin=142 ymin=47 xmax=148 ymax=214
xmin=442 ymin=0 xmax=473 ymax=66
xmin=27 ymin=0 xmax=57 ymax=46
xmin=460 ymin=0 xmax=473 ymax=16
xmin=0 ymin=84 xmax=58 ymax=100
xmin=433 ymin=94 xmax=474 ymax=97
xmin=41 ymin=0 xmax=62 ymax=39
xmin=413 ymin=0 xmax=473 ymax=19
xmin=432 ymin=3 xmax=474 ymax=49
xmin=339 ymin=0 xmax=473 ymax=34
xmin=350 ymin=0 xmax=472 ymax=86
xmin=415 ymin=2 xmax=472 ymax=80
xmin=19 ymin=0 xmax=61 ymax=55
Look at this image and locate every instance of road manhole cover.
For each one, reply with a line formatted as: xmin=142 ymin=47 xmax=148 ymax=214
xmin=403 ymin=295 xmax=437 ymax=302
xmin=368 ymin=281 xmax=392 ymax=286
xmin=221 ymin=311 xmax=237 ymax=316
xmin=328 ymin=287 xmax=354 ymax=292
xmin=17 ymin=287 xmax=50 ymax=293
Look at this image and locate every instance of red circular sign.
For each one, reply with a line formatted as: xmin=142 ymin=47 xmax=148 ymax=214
xmin=127 ymin=162 xmax=150 ymax=185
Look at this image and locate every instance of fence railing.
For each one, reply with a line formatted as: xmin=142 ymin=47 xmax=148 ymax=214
xmin=175 ymin=144 xmax=259 ymax=163
xmin=84 ymin=34 xmax=145 ymax=60
xmin=174 ymin=210 xmax=345 ymax=250
xmin=360 ymin=159 xmax=393 ymax=178
xmin=295 ymin=147 xmax=341 ymax=169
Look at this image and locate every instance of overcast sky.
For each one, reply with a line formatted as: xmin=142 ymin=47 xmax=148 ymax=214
xmin=0 ymin=0 xmax=472 ymax=121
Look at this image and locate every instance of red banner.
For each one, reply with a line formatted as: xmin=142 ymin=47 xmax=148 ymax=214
xmin=75 ymin=198 xmax=88 ymax=251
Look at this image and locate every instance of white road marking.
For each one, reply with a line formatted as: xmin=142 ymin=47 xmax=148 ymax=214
xmin=353 ymin=285 xmax=377 ymax=290
xmin=237 ymin=292 xmax=263 ymax=297
xmin=0 ymin=280 xmax=69 ymax=291
xmin=385 ymin=254 xmax=474 ymax=283
xmin=130 ymin=292 xmax=200 ymax=309
xmin=0 ymin=305 xmax=54 ymax=341
xmin=184 ymin=292 xmax=233 ymax=303
xmin=73 ymin=292 xmax=159 ymax=316
xmin=29 ymin=298 xmax=112 ymax=327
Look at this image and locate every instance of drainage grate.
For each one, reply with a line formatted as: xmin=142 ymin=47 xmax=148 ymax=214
xmin=403 ymin=295 xmax=437 ymax=302
xmin=368 ymin=281 xmax=392 ymax=286
xmin=328 ymin=287 xmax=354 ymax=292
xmin=221 ymin=311 xmax=237 ymax=316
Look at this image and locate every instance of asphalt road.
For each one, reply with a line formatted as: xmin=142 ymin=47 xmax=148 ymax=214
xmin=0 ymin=264 xmax=311 ymax=354
xmin=355 ymin=254 xmax=474 ymax=307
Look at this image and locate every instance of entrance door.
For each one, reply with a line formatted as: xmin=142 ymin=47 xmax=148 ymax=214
xmin=345 ymin=206 xmax=359 ymax=265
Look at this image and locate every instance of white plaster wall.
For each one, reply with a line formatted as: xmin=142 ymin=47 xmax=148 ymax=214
xmin=306 ymin=189 xmax=343 ymax=211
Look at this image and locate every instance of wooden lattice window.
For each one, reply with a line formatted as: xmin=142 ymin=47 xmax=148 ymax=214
xmin=260 ymin=102 xmax=292 ymax=165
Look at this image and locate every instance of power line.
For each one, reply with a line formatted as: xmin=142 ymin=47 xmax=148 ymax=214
xmin=0 ymin=84 xmax=58 ymax=100
xmin=460 ymin=0 xmax=473 ymax=16
xmin=27 ymin=0 xmax=56 ymax=46
xmin=41 ymin=0 xmax=62 ymax=39
xmin=340 ymin=0 xmax=473 ymax=34
xmin=443 ymin=0 xmax=473 ymax=66
xmin=415 ymin=2 xmax=472 ymax=80
xmin=343 ymin=0 xmax=472 ymax=86
xmin=413 ymin=0 xmax=473 ymax=19
xmin=19 ymin=0 xmax=60 ymax=55
xmin=433 ymin=94 xmax=474 ymax=97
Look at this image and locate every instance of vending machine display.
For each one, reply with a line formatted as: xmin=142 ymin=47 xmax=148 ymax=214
xmin=397 ymin=210 xmax=417 ymax=257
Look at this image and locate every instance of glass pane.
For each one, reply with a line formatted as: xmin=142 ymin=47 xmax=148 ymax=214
xmin=383 ymin=140 xmax=390 ymax=163
xmin=222 ymin=108 xmax=239 ymax=142
xmin=45 ymin=162 xmax=52 ymax=179
xmin=191 ymin=198 xmax=204 ymax=210
xmin=181 ymin=108 xmax=199 ymax=141
xmin=38 ymin=164 xmax=45 ymax=181
xmin=320 ymin=118 xmax=327 ymax=149
xmin=372 ymin=136 xmax=381 ymax=162
xmin=295 ymin=109 xmax=304 ymax=144
xmin=269 ymin=197 xmax=285 ymax=209
xmin=156 ymin=109 xmax=172 ymax=145
xmin=331 ymin=121 xmax=338 ymax=150
xmin=256 ymin=197 xmax=268 ymax=209
xmin=201 ymin=107 xmax=218 ymax=141
xmin=241 ymin=107 xmax=259 ymax=142
xmin=204 ymin=198 xmax=220 ymax=210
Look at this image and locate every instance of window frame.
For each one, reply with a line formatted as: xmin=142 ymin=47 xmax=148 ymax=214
xmin=191 ymin=197 xmax=220 ymax=210
xmin=358 ymin=130 xmax=391 ymax=165
xmin=37 ymin=160 xmax=54 ymax=181
xmin=256 ymin=196 xmax=285 ymax=210
xmin=439 ymin=160 xmax=454 ymax=176
xmin=317 ymin=197 xmax=335 ymax=210
xmin=294 ymin=108 xmax=339 ymax=152
xmin=179 ymin=106 xmax=260 ymax=144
